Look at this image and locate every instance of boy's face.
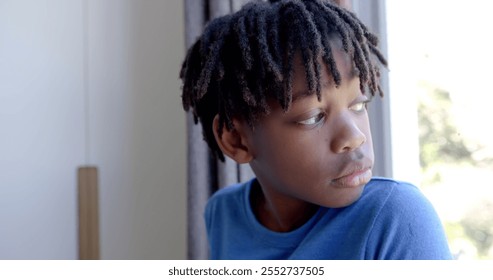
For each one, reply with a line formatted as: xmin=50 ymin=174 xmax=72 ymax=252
xmin=246 ymin=48 xmax=374 ymax=208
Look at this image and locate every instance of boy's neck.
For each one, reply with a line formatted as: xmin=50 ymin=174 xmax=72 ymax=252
xmin=250 ymin=180 xmax=319 ymax=233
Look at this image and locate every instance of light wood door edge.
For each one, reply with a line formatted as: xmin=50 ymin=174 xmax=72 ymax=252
xmin=78 ymin=166 xmax=100 ymax=260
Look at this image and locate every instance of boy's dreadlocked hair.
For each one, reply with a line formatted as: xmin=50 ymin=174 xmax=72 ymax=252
xmin=180 ymin=0 xmax=387 ymax=161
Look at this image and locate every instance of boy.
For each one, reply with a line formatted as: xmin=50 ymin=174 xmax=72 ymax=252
xmin=180 ymin=0 xmax=452 ymax=259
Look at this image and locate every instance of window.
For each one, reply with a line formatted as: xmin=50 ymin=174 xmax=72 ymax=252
xmin=387 ymin=0 xmax=493 ymax=259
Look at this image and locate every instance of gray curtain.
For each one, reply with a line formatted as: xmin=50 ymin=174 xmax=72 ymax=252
xmin=184 ymin=0 xmax=255 ymax=260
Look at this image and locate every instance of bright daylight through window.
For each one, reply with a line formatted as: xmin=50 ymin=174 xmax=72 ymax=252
xmin=387 ymin=0 xmax=493 ymax=259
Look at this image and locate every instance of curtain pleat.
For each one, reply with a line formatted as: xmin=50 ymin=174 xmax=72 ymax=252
xmin=184 ymin=0 xmax=208 ymax=261
xmin=184 ymin=0 xmax=255 ymax=260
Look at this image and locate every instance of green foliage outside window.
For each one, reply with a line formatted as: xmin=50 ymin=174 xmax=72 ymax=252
xmin=418 ymin=88 xmax=493 ymax=259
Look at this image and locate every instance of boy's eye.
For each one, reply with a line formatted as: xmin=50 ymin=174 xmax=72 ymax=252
xmin=349 ymin=100 xmax=370 ymax=113
xmin=297 ymin=112 xmax=326 ymax=126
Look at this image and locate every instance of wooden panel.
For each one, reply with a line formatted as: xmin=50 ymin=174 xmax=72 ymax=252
xmin=78 ymin=166 xmax=100 ymax=260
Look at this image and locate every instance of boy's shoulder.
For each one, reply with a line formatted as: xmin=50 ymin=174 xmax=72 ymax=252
xmin=205 ymin=180 xmax=250 ymax=215
xmin=359 ymin=179 xmax=451 ymax=259
xmin=358 ymin=177 xmax=431 ymax=215
xmin=364 ymin=177 xmax=418 ymax=195
xmin=365 ymin=176 xmax=417 ymax=189
xmin=209 ymin=180 xmax=248 ymax=202
xmin=362 ymin=177 xmax=426 ymax=205
xmin=357 ymin=177 xmax=445 ymax=241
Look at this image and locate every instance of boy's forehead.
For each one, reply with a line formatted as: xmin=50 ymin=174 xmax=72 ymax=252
xmin=290 ymin=47 xmax=360 ymax=100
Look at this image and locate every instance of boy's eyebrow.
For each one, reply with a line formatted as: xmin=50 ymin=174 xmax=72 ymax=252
xmin=291 ymin=81 xmax=332 ymax=103
xmin=291 ymin=68 xmax=360 ymax=103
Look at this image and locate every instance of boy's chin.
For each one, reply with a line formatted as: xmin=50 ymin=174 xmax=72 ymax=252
xmin=319 ymin=186 xmax=366 ymax=208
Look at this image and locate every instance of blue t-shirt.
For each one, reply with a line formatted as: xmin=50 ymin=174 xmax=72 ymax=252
xmin=204 ymin=177 xmax=452 ymax=259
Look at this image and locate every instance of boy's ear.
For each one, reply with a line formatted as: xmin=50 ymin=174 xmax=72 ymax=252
xmin=212 ymin=115 xmax=253 ymax=164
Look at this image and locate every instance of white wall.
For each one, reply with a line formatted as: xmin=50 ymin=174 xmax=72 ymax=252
xmin=0 ymin=0 xmax=186 ymax=259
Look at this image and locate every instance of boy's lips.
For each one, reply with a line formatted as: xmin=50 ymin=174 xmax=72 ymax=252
xmin=331 ymin=165 xmax=372 ymax=188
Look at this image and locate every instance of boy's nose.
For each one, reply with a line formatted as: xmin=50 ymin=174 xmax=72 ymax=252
xmin=330 ymin=114 xmax=366 ymax=153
